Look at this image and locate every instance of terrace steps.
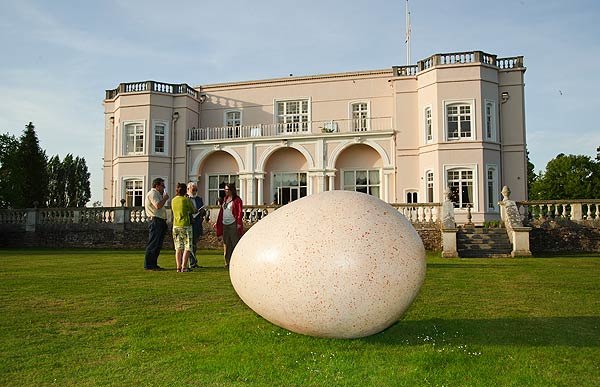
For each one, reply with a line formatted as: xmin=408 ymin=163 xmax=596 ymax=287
xmin=457 ymin=227 xmax=512 ymax=258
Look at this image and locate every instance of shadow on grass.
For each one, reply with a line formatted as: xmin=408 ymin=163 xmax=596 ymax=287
xmin=366 ymin=316 xmax=600 ymax=347
xmin=427 ymin=263 xmax=519 ymax=269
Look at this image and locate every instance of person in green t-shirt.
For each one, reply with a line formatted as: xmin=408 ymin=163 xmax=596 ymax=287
xmin=171 ymin=183 xmax=195 ymax=272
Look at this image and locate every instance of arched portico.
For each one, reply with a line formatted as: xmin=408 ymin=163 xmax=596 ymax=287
xmin=330 ymin=141 xmax=394 ymax=202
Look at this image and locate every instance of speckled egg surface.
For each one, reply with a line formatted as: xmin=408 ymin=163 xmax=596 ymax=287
xmin=229 ymin=190 xmax=426 ymax=339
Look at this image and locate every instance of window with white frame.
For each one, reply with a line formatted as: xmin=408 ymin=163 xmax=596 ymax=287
xmin=225 ymin=110 xmax=242 ymax=138
xmin=351 ymin=102 xmax=369 ymax=131
xmin=153 ymin=122 xmax=167 ymax=154
xmin=425 ymin=106 xmax=433 ymax=142
xmin=406 ymin=190 xmax=418 ymax=204
xmin=225 ymin=110 xmax=241 ymax=127
xmin=426 ymin=171 xmax=434 ymax=203
xmin=276 ymin=99 xmax=309 ymax=133
xmin=208 ymin=174 xmax=240 ymax=205
xmin=114 ymin=124 xmax=119 ymax=157
xmin=343 ymin=170 xmax=380 ymax=198
xmin=273 ymin=172 xmax=307 ymax=205
xmin=124 ymin=122 xmax=145 ymax=155
xmin=485 ymin=100 xmax=497 ymax=141
xmin=446 ymin=102 xmax=472 ymax=140
xmin=124 ymin=178 xmax=144 ymax=207
xmin=447 ymin=168 xmax=474 ymax=209
xmin=487 ymin=166 xmax=498 ymax=210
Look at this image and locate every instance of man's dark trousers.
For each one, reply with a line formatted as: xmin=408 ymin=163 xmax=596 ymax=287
xmin=144 ymin=217 xmax=167 ymax=269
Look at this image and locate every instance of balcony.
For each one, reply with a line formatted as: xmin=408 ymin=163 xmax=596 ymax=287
xmin=393 ymin=50 xmax=524 ymax=77
xmin=105 ymin=81 xmax=198 ymax=100
xmin=187 ymin=117 xmax=393 ymax=142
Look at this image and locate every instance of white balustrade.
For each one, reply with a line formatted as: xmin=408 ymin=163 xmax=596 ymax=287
xmin=187 ymin=117 xmax=393 ymax=142
xmin=517 ymin=200 xmax=600 ymax=222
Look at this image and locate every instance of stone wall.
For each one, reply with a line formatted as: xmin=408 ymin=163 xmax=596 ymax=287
xmin=528 ymin=219 xmax=600 ymax=254
xmin=0 ymin=220 xmax=443 ymax=252
xmin=3 ymin=216 xmax=598 ymax=254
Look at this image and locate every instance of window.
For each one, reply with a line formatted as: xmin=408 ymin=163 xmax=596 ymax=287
xmin=124 ymin=122 xmax=144 ymax=155
xmin=425 ymin=107 xmax=432 ymax=142
xmin=153 ymin=122 xmax=167 ymax=154
xmin=273 ymin=172 xmax=307 ymax=205
xmin=225 ymin=110 xmax=241 ymax=127
xmin=114 ymin=124 xmax=119 ymax=157
xmin=447 ymin=169 xmax=474 ymax=208
xmin=426 ymin=171 xmax=434 ymax=203
xmin=485 ymin=100 xmax=497 ymax=141
xmin=276 ymin=99 xmax=309 ymax=133
xmin=343 ymin=170 xmax=380 ymax=198
xmin=208 ymin=174 xmax=239 ymax=205
xmin=351 ymin=102 xmax=369 ymax=131
xmin=124 ymin=179 xmax=144 ymax=207
xmin=225 ymin=110 xmax=241 ymax=138
xmin=406 ymin=191 xmax=418 ymax=204
xmin=487 ymin=166 xmax=498 ymax=210
xmin=446 ymin=102 xmax=472 ymax=140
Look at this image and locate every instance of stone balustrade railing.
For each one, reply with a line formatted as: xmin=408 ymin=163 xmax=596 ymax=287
xmin=516 ymin=200 xmax=600 ymax=222
xmin=0 ymin=202 xmax=440 ymax=229
xmin=390 ymin=203 xmax=440 ymax=224
xmin=0 ymin=209 xmax=27 ymax=224
xmin=393 ymin=51 xmax=524 ymax=77
xmin=105 ymin=81 xmax=198 ymax=100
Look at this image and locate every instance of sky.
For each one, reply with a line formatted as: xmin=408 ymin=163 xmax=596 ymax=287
xmin=0 ymin=0 xmax=599 ymax=205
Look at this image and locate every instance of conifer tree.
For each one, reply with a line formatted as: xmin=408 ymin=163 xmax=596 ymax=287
xmin=0 ymin=133 xmax=19 ymax=208
xmin=13 ymin=122 xmax=49 ymax=208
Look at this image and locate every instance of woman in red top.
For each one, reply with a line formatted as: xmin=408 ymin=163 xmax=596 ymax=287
xmin=216 ymin=183 xmax=244 ymax=267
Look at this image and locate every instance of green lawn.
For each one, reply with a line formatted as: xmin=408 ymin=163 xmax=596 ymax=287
xmin=0 ymin=249 xmax=598 ymax=386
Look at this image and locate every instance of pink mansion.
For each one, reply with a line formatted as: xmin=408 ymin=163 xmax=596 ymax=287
xmin=103 ymin=50 xmax=527 ymax=224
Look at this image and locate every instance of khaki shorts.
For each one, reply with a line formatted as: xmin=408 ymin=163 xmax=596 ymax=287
xmin=172 ymin=226 xmax=193 ymax=251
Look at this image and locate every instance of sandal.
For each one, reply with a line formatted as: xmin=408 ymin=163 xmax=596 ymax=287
xmin=177 ymin=267 xmax=182 ymax=272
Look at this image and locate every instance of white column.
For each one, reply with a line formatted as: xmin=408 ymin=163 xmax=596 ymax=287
xmin=257 ymin=175 xmax=264 ymax=205
xmin=306 ymin=174 xmax=313 ymax=196
xmin=240 ymin=177 xmax=249 ymax=204
xmin=384 ymin=172 xmax=390 ymax=202
xmin=316 ymin=175 xmax=325 ymax=194
xmin=249 ymin=176 xmax=256 ymax=205
xmin=327 ymin=173 xmax=335 ymax=191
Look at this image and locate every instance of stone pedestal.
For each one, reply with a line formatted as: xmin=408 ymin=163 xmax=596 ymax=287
xmin=442 ymin=229 xmax=458 ymax=257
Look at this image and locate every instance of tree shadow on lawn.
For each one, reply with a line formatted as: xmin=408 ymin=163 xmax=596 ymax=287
xmin=426 ymin=263 xmax=519 ymax=269
xmin=366 ymin=316 xmax=600 ymax=347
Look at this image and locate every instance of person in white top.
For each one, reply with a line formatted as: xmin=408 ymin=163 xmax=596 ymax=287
xmin=215 ymin=183 xmax=244 ymax=267
xmin=144 ymin=177 xmax=169 ymax=271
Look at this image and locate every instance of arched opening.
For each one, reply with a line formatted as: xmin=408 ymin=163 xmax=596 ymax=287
xmin=264 ymin=148 xmax=308 ymax=205
xmin=200 ymin=151 xmax=240 ymax=205
xmin=335 ymin=144 xmax=383 ymax=198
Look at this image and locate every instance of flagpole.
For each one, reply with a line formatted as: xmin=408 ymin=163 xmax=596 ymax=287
xmin=405 ymin=0 xmax=411 ymax=65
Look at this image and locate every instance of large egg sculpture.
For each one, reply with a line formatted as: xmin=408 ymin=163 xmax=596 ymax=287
xmin=229 ymin=190 xmax=426 ymax=338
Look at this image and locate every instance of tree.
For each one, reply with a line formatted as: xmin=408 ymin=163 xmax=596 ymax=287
xmin=526 ymin=150 xmax=537 ymax=197
xmin=529 ymin=153 xmax=600 ymax=200
xmin=46 ymin=153 xmax=91 ymax=207
xmin=47 ymin=155 xmax=66 ymax=207
xmin=11 ymin=123 xmax=49 ymax=208
xmin=0 ymin=133 xmax=19 ymax=208
xmin=72 ymin=156 xmax=91 ymax=207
